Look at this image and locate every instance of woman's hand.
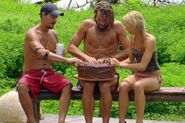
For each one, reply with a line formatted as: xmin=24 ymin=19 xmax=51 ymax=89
xmin=120 ymin=62 xmax=128 ymax=68
xmin=110 ymin=58 xmax=121 ymax=67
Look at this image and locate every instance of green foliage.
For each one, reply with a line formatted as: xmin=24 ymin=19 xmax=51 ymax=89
xmin=0 ymin=88 xmax=11 ymax=96
xmin=64 ymin=66 xmax=78 ymax=86
xmin=116 ymin=68 xmax=132 ymax=82
xmin=0 ymin=32 xmax=24 ymax=79
xmin=161 ymin=63 xmax=185 ymax=87
xmin=1 ymin=0 xmax=185 ymax=81
xmin=53 ymin=63 xmax=69 ymax=75
xmin=0 ymin=79 xmax=17 ymax=88
xmin=142 ymin=5 xmax=185 ymax=64
xmin=145 ymin=102 xmax=185 ymax=121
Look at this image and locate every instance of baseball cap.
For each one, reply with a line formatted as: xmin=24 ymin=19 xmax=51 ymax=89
xmin=40 ymin=3 xmax=64 ymax=17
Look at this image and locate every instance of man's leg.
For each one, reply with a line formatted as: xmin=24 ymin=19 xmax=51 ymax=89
xmin=98 ymin=79 xmax=117 ymax=123
xmin=17 ymin=83 xmax=37 ymax=123
xmin=82 ymin=81 xmax=95 ymax=123
xmin=58 ymin=84 xmax=71 ymax=123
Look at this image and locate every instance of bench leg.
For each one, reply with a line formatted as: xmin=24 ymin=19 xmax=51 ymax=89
xmin=32 ymin=96 xmax=40 ymax=123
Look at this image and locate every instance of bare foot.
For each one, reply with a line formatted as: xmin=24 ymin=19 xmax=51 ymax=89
xmin=58 ymin=119 xmax=65 ymax=123
xmin=119 ymin=120 xmax=126 ymax=123
xmin=27 ymin=118 xmax=37 ymax=123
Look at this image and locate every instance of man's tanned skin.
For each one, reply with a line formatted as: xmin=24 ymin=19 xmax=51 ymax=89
xmin=68 ymin=1 xmax=130 ymax=123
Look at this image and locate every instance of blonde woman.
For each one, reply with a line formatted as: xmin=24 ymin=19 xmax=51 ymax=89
xmin=111 ymin=11 xmax=162 ymax=123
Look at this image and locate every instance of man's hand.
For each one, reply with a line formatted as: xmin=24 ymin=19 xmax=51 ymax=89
xmin=66 ymin=57 xmax=82 ymax=66
xmin=85 ymin=56 xmax=96 ymax=62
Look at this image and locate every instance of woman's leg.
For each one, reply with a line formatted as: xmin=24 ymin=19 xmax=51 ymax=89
xmin=119 ymin=75 xmax=136 ymax=123
xmin=134 ymin=77 xmax=160 ymax=123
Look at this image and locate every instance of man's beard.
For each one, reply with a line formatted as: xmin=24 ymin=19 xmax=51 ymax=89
xmin=97 ymin=24 xmax=109 ymax=31
xmin=47 ymin=26 xmax=54 ymax=29
xmin=47 ymin=23 xmax=55 ymax=29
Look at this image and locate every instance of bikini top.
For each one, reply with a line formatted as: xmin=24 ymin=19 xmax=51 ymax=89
xmin=131 ymin=37 xmax=160 ymax=73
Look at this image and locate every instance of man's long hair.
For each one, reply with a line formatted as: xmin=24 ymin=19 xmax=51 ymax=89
xmin=94 ymin=1 xmax=114 ymax=26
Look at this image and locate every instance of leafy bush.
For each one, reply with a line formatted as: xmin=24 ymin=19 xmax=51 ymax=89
xmin=0 ymin=32 xmax=24 ymax=79
xmin=161 ymin=63 xmax=185 ymax=87
xmin=0 ymin=78 xmax=17 ymax=88
xmin=1 ymin=0 xmax=185 ymax=82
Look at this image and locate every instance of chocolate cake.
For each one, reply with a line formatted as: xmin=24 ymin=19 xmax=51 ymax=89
xmin=77 ymin=58 xmax=116 ymax=80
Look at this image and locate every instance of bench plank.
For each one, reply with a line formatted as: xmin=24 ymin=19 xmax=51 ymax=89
xmin=33 ymin=87 xmax=185 ymax=123
xmin=39 ymin=87 xmax=185 ymax=102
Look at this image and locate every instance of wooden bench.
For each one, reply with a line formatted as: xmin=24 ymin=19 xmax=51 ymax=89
xmin=32 ymin=87 xmax=185 ymax=123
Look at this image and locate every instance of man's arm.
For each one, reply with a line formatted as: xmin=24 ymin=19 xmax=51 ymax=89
xmin=112 ymin=21 xmax=130 ymax=61
xmin=27 ymin=30 xmax=71 ymax=63
xmin=68 ymin=20 xmax=96 ymax=61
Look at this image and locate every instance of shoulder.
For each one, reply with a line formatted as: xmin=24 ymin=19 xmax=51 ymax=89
xmin=80 ymin=19 xmax=95 ymax=28
xmin=113 ymin=20 xmax=124 ymax=28
xmin=112 ymin=20 xmax=126 ymax=33
xmin=26 ymin=27 xmax=38 ymax=39
xmin=77 ymin=19 xmax=95 ymax=34
xmin=113 ymin=21 xmax=125 ymax=29
xmin=113 ymin=20 xmax=123 ymax=26
xmin=146 ymin=34 xmax=156 ymax=44
xmin=49 ymin=29 xmax=57 ymax=36
xmin=145 ymin=34 xmax=156 ymax=48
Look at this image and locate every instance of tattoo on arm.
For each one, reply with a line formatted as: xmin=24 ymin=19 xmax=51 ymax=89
xmin=43 ymin=50 xmax=49 ymax=60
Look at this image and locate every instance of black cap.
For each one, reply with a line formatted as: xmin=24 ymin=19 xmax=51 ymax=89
xmin=40 ymin=3 xmax=64 ymax=17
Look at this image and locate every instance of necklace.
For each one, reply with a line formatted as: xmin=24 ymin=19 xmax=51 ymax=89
xmin=38 ymin=26 xmax=50 ymax=49
xmin=40 ymin=34 xmax=50 ymax=49
xmin=43 ymin=35 xmax=50 ymax=49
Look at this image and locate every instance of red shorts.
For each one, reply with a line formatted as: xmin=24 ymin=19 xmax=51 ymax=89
xmin=18 ymin=69 xmax=70 ymax=97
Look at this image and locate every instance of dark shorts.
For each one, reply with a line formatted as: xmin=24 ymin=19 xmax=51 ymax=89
xmin=18 ymin=69 xmax=70 ymax=97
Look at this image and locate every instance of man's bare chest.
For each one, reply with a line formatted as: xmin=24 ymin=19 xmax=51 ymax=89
xmin=38 ymin=34 xmax=57 ymax=51
xmin=85 ymin=29 xmax=117 ymax=47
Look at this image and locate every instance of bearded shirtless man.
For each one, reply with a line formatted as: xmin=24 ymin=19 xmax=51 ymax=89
xmin=16 ymin=3 xmax=80 ymax=123
xmin=68 ymin=1 xmax=130 ymax=123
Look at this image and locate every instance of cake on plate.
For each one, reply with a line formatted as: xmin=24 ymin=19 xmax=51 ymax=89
xmin=77 ymin=58 xmax=116 ymax=81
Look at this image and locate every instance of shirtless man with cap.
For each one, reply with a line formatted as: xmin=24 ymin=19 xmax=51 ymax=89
xmin=16 ymin=3 xmax=80 ymax=123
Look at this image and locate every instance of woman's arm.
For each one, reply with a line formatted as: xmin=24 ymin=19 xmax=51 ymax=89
xmin=121 ymin=36 xmax=156 ymax=72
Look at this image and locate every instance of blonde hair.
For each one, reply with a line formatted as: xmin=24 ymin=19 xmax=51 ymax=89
xmin=123 ymin=11 xmax=146 ymax=36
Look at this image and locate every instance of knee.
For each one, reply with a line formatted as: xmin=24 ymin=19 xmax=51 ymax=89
xmin=62 ymin=84 xmax=72 ymax=93
xmin=83 ymin=83 xmax=94 ymax=95
xmin=99 ymin=83 xmax=110 ymax=94
xmin=17 ymin=83 xmax=29 ymax=95
xmin=119 ymin=82 xmax=129 ymax=93
xmin=99 ymin=83 xmax=109 ymax=90
xmin=133 ymin=82 xmax=143 ymax=93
